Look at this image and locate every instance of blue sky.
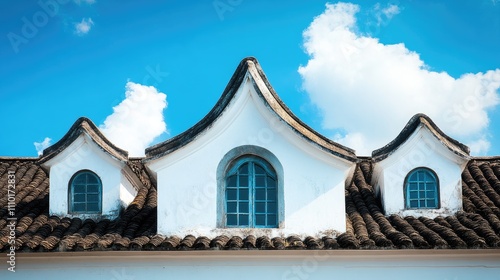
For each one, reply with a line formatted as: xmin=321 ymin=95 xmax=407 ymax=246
xmin=1 ymin=0 xmax=499 ymax=157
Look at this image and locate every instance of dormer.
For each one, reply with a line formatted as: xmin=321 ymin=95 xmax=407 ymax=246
xmin=371 ymin=114 xmax=471 ymax=218
xmin=39 ymin=117 xmax=139 ymax=220
xmin=145 ymin=57 xmax=358 ymax=237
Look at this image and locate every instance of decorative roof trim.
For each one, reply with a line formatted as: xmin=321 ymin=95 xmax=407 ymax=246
xmin=372 ymin=113 xmax=470 ymax=162
xmin=145 ymin=57 xmax=357 ymax=162
xmin=38 ymin=117 xmax=128 ymax=164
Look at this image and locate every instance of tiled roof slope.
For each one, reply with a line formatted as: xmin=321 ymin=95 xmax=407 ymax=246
xmin=1 ymin=157 xmax=500 ymax=251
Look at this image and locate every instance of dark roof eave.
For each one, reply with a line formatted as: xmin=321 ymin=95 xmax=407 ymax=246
xmin=38 ymin=117 xmax=128 ymax=165
xmin=145 ymin=57 xmax=357 ymax=163
xmin=372 ymin=113 xmax=470 ymax=162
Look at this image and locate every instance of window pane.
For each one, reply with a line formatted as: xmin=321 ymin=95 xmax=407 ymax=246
xmin=255 ymin=202 xmax=265 ymax=213
xmin=418 ymin=172 xmax=424 ymax=181
xmin=426 ymin=183 xmax=435 ymax=191
xmin=410 ymin=200 xmax=418 ymax=208
xmin=87 ymin=184 xmax=99 ymax=193
xmin=74 ymin=194 xmax=85 ymax=203
xmin=239 ymin=214 xmax=249 ymax=226
xmin=255 ymin=176 xmax=265 ymax=187
xmin=427 ymin=199 xmax=436 ymax=208
xmin=70 ymin=171 xmax=102 ymax=214
xmin=267 ymin=215 xmax=277 ymax=226
xmin=87 ymin=174 xmax=98 ymax=184
xmin=427 ymin=191 xmax=435 ymax=198
xmin=267 ymin=177 xmax=276 ymax=188
xmin=409 ymin=191 xmax=418 ymax=199
xmin=419 ymin=191 xmax=426 ymax=198
xmin=227 ymin=175 xmax=237 ymax=187
xmin=239 ymin=175 xmax=248 ymax=187
xmin=73 ymin=184 xmax=85 ymax=193
xmin=227 ymin=202 xmax=237 ymax=213
xmin=225 ymin=157 xmax=279 ymax=228
xmin=87 ymin=194 xmax=99 ymax=202
xmin=255 ymin=214 xmax=265 ymax=226
xmin=239 ymin=188 xmax=249 ymax=201
xmin=239 ymin=202 xmax=249 ymax=213
xmin=409 ymin=172 xmax=417 ymax=181
xmin=73 ymin=203 xmax=85 ymax=212
xmin=267 ymin=189 xmax=277 ymax=201
xmin=227 ymin=189 xmax=237 ymax=200
xmin=87 ymin=203 xmax=99 ymax=212
xmin=409 ymin=183 xmax=417 ymax=191
xmin=73 ymin=175 xmax=86 ymax=185
xmin=267 ymin=202 xmax=276 ymax=213
xmin=255 ymin=189 xmax=266 ymax=200
xmin=254 ymin=164 xmax=265 ymax=175
xmin=419 ymin=199 xmax=425 ymax=206
xmin=239 ymin=163 xmax=248 ymax=175
xmin=227 ymin=214 xmax=237 ymax=226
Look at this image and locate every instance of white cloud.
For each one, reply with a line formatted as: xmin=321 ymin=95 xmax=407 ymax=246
xmin=468 ymin=137 xmax=491 ymax=156
xmin=298 ymin=2 xmax=500 ymax=156
xmin=381 ymin=4 xmax=400 ymax=21
xmin=74 ymin=18 xmax=94 ymax=36
xmin=34 ymin=137 xmax=52 ymax=156
xmin=100 ymin=82 xmax=167 ymax=157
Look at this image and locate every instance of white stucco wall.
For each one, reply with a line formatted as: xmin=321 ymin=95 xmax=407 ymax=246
xmin=148 ymin=74 xmax=355 ymax=237
xmin=372 ymin=126 xmax=468 ymax=218
xmin=6 ymin=251 xmax=500 ymax=280
xmin=43 ymin=134 xmax=135 ymax=219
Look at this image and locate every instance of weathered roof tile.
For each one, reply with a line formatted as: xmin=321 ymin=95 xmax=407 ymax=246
xmin=1 ymin=158 xmax=500 ymax=251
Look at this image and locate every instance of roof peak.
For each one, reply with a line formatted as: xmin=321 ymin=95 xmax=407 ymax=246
xmin=39 ymin=116 xmax=128 ymax=164
xmin=145 ymin=57 xmax=357 ymax=162
xmin=372 ymin=113 xmax=470 ymax=161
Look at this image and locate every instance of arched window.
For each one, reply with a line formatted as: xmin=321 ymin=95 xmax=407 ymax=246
xmin=225 ymin=155 xmax=277 ymax=228
xmin=405 ymin=168 xmax=439 ymax=209
xmin=69 ymin=170 xmax=102 ymax=213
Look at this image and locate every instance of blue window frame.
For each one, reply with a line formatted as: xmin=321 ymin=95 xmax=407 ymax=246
xmin=225 ymin=156 xmax=277 ymax=228
xmin=405 ymin=168 xmax=439 ymax=209
xmin=69 ymin=170 xmax=102 ymax=213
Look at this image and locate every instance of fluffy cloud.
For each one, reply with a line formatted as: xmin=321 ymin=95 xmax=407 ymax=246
xmin=298 ymin=2 xmax=500 ymax=155
xmin=34 ymin=137 xmax=52 ymax=156
xmin=100 ymin=82 xmax=167 ymax=157
xmin=74 ymin=18 xmax=94 ymax=36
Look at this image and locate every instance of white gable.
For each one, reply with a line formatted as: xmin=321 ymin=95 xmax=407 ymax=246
xmin=40 ymin=120 xmax=138 ymax=220
xmin=147 ymin=63 xmax=356 ymax=237
xmin=372 ymin=120 xmax=470 ymax=218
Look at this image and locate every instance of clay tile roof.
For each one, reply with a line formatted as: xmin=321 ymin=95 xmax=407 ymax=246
xmin=145 ymin=57 xmax=357 ymax=163
xmin=2 ymin=156 xmax=500 ymax=252
xmin=39 ymin=117 xmax=128 ymax=164
xmin=372 ymin=113 xmax=470 ymax=161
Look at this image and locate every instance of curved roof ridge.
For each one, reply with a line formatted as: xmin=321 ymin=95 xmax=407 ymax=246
xmin=372 ymin=113 xmax=470 ymax=161
xmin=145 ymin=57 xmax=357 ymax=162
xmin=39 ymin=117 xmax=128 ymax=164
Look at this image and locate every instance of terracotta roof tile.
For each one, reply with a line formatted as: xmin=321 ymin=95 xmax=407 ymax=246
xmin=1 ymin=158 xmax=500 ymax=251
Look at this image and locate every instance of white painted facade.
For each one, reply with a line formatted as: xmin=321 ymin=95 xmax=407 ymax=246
xmin=6 ymin=251 xmax=500 ymax=280
xmin=42 ymin=133 xmax=137 ymax=219
xmin=147 ymin=72 xmax=355 ymax=237
xmin=372 ymin=124 xmax=469 ymax=218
